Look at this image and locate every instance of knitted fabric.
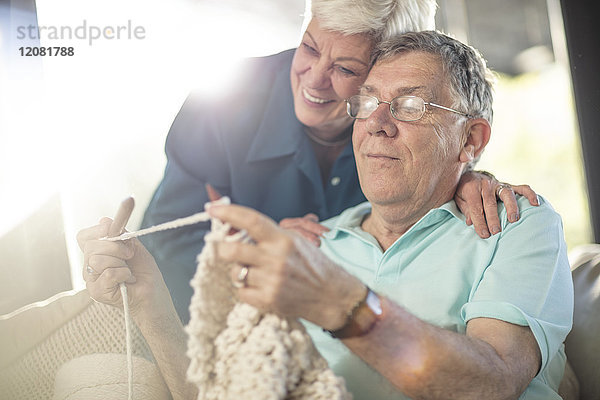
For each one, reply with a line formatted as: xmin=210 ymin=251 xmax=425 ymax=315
xmin=0 ymin=296 xmax=155 ymax=400
xmin=185 ymin=213 xmax=351 ymax=400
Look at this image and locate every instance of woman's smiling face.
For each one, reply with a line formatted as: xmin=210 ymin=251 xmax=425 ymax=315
xmin=290 ymin=18 xmax=373 ymax=137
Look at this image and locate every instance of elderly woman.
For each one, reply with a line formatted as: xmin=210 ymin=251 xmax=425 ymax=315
xmin=139 ymin=0 xmax=538 ymax=324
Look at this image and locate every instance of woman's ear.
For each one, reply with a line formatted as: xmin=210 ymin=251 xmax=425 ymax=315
xmin=459 ymin=118 xmax=491 ymax=163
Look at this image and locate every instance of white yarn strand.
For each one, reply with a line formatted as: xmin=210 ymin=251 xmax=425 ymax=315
xmin=103 ymin=199 xmax=230 ymax=400
xmin=104 ymin=211 xmax=211 ymax=242
xmin=120 ymin=283 xmax=133 ymax=400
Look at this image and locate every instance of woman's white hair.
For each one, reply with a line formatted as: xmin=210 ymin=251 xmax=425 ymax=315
xmin=303 ymin=0 xmax=437 ymax=42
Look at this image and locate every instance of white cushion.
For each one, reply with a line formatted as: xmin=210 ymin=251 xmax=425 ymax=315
xmin=53 ymin=353 xmax=170 ymax=400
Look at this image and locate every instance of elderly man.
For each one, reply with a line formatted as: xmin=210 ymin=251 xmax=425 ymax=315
xmin=209 ymin=31 xmax=573 ymax=399
xmin=79 ymin=31 xmax=572 ymax=399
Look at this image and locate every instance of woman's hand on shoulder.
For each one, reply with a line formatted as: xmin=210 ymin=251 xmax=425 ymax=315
xmin=455 ymin=170 xmax=539 ymax=238
xmin=279 ymin=213 xmax=330 ymax=246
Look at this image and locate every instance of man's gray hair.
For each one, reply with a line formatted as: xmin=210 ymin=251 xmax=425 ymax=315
xmin=303 ymin=0 xmax=437 ymax=42
xmin=372 ymin=31 xmax=495 ymax=124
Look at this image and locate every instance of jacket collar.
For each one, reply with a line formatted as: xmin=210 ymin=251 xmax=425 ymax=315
xmin=246 ymin=55 xmax=303 ymax=163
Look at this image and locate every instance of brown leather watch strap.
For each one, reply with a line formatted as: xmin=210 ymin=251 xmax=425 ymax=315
xmin=326 ymin=288 xmax=383 ymax=339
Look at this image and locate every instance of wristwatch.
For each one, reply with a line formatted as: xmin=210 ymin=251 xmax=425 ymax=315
xmin=326 ymin=287 xmax=383 ymax=339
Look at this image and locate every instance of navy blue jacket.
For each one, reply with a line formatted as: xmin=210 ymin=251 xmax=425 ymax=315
xmin=141 ymin=49 xmax=366 ymax=322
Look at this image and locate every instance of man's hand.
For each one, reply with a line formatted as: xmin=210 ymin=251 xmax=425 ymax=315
xmin=279 ymin=213 xmax=330 ymax=246
xmin=208 ymin=204 xmax=365 ymax=331
xmin=455 ymin=171 xmax=539 ymax=238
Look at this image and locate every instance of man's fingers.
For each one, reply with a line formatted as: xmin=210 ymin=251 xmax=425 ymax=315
xmin=229 ymin=264 xmax=273 ymax=290
xmin=481 ymin=180 xmax=501 ymax=235
xmin=216 ymin=240 xmax=271 ymax=268
xmin=235 ymin=285 xmax=272 ymax=311
xmin=208 ymin=204 xmax=280 ymax=242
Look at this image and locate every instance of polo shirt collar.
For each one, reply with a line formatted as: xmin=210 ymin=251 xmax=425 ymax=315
xmin=325 ymin=199 xmax=465 ymax=240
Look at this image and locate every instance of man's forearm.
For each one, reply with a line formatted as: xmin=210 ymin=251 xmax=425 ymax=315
xmin=342 ymin=296 xmax=539 ymax=400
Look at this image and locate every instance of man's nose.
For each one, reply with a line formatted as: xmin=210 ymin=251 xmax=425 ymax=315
xmin=365 ymin=103 xmax=398 ymax=137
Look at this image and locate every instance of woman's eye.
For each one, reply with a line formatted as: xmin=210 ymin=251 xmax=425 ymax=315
xmin=302 ymin=43 xmax=318 ymax=55
xmin=337 ymin=66 xmax=357 ymax=76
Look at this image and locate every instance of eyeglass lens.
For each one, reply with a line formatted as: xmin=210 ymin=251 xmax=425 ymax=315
xmin=347 ymin=95 xmax=426 ymax=121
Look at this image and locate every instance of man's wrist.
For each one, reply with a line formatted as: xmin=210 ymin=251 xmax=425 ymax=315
xmin=326 ymin=287 xmax=383 ymax=339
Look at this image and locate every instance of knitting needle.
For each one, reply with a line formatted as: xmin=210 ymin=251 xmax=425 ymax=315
xmin=206 ymin=183 xmax=222 ymax=202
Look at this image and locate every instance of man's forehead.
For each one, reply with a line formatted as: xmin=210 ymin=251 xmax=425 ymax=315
xmin=359 ymin=84 xmax=429 ymax=97
xmin=361 ymin=52 xmax=442 ymax=97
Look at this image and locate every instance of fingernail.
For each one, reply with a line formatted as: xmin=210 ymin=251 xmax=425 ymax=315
xmin=510 ymin=213 xmax=519 ymax=222
xmin=533 ymin=197 xmax=539 ymax=206
xmin=480 ymin=229 xmax=490 ymax=238
xmin=491 ymin=226 xmax=501 ymax=235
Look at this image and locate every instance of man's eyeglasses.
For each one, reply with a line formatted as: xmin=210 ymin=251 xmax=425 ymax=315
xmin=345 ymin=95 xmax=472 ymax=122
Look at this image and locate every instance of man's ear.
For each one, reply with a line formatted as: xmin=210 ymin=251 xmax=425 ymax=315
xmin=459 ymin=118 xmax=491 ymax=163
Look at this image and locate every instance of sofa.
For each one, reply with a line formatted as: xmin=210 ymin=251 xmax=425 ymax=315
xmin=1 ymin=244 xmax=598 ymax=399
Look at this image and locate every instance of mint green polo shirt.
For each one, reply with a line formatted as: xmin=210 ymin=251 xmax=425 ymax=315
xmin=303 ymin=196 xmax=573 ymax=400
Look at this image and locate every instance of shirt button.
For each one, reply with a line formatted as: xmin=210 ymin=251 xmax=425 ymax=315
xmin=331 ymin=176 xmax=341 ymax=186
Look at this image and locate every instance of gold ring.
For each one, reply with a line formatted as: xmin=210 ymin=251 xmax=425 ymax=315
xmin=496 ymin=183 xmax=512 ymax=198
xmin=233 ymin=266 xmax=249 ymax=288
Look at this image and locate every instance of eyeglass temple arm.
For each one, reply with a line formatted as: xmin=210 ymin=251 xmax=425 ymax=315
xmin=427 ymin=102 xmax=472 ymax=118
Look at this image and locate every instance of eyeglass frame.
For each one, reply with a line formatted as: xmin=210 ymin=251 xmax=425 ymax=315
xmin=345 ymin=94 xmax=473 ymax=122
